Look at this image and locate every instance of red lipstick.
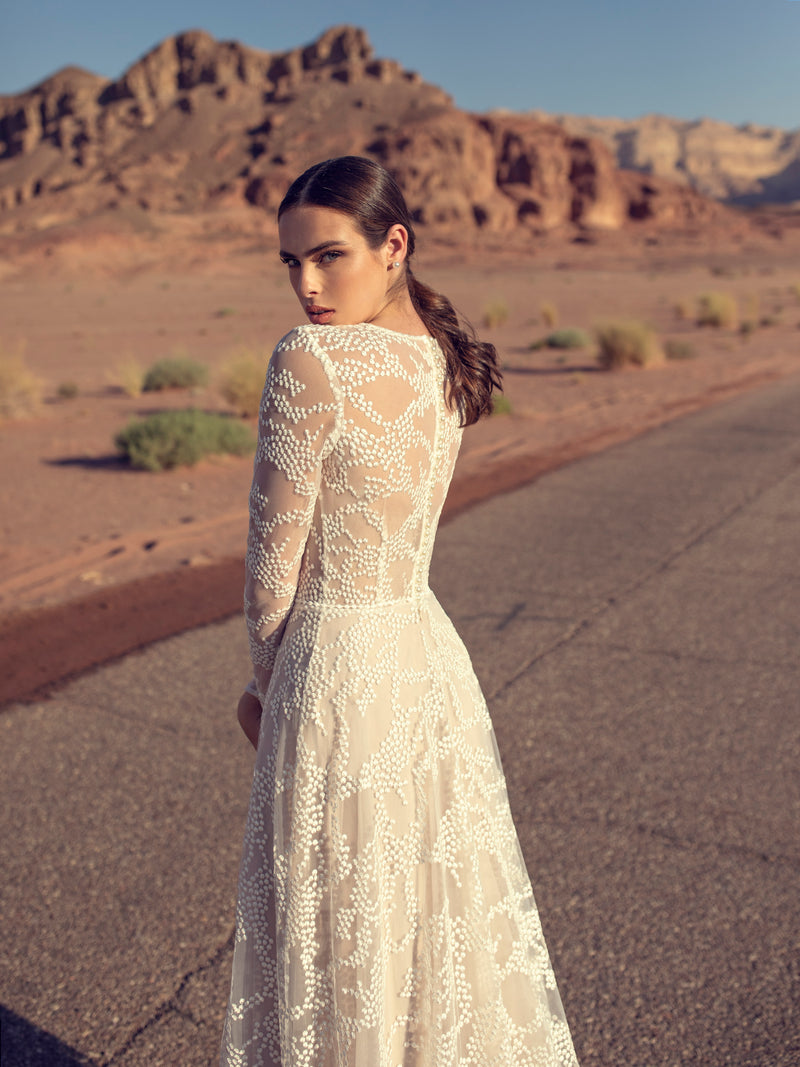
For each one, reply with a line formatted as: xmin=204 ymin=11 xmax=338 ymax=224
xmin=305 ymin=305 xmax=334 ymax=325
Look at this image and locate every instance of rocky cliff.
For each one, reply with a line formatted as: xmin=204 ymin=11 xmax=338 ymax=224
xmin=0 ymin=27 xmax=742 ymax=236
xmin=533 ymin=111 xmax=800 ymax=205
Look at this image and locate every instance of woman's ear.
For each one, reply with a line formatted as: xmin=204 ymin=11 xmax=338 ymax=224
xmin=384 ymin=224 xmax=409 ymax=267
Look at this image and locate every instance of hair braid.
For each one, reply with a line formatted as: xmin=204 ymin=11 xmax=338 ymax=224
xmin=406 ymin=270 xmax=502 ymax=426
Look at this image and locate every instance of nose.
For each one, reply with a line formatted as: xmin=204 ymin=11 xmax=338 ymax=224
xmin=298 ymin=263 xmax=318 ymax=299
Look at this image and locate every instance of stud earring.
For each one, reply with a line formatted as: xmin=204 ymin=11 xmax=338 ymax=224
xmin=392 ymin=261 xmax=401 ymax=269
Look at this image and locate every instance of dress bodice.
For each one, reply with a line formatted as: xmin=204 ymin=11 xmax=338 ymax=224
xmin=245 ymin=322 xmax=462 ymax=700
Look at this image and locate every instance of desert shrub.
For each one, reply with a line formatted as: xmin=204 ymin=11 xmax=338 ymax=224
xmin=115 ymin=409 xmax=254 ymax=471
xmin=544 ymin=327 xmax=592 ymax=349
xmin=595 ymin=319 xmax=664 ymax=370
xmin=540 ymin=301 xmax=559 ymax=328
xmin=789 ymin=282 xmax=800 ymax=302
xmin=673 ymin=297 xmax=695 ymax=322
xmin=57 ymin=381 xmax=79 ymax=399
xmin=696 ymin=291 xmax=738 ymax=329
xmin=219 ymin=351 xmax=266 ymax=417
xmin=739 ymin=320 xmax=756 ymax=338
xmin=482 ymin=299 xmax=510 ymax=328
xmin=113 ymin=359 xmax=145 ymax=397
xmin=759 ymin=314 xmax=781 ymax=327
xmin=142 ymin=357 xmax=209 ymax=392
xmin=0 ymin=351 xmax=43 ymax=420
xmin=491 ymin=394 xmax=512 ymax=416
xmin=664 ymin=339 xmax=697 ymax=360
xmin=215 ymin=307 xmax=236 ymax=318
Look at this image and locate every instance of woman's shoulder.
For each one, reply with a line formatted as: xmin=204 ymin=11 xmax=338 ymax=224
xmin=275 ymin=322 xmax=431 ymax=357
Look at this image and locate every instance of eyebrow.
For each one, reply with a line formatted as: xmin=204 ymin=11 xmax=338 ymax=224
xmin=278 ymin=239 xmax=350 ymax=259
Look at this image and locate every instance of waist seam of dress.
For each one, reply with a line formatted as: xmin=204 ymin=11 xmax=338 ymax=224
xmin=290 ymin=589 xmax=434 ymax=613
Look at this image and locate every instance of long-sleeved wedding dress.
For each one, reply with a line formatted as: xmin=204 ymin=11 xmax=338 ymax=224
xmin=220 ymin=322 xmax=578 ymax=1067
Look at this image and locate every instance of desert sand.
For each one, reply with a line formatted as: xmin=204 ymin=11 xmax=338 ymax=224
xmin=1 ymin=225 xmax=799 ymax=703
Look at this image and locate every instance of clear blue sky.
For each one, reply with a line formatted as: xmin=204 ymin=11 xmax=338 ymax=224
xmin=2 ymin=0 xmax=798 ymax=129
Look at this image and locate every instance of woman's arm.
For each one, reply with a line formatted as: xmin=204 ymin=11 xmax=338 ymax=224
xmin=237 ymin=689 xmax=264 ymax=749
xmin=243 ymin=331 xmax=341 ymax=710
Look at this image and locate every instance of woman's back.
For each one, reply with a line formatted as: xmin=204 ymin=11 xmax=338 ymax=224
xmin=246 ymin=322 xmax=462 ymax=641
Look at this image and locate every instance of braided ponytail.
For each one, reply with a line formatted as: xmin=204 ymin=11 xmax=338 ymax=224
xmin=406 ymin=270 xmax=502 ymax=426
xmin=279 ymin=156 xmax=503 ymax=426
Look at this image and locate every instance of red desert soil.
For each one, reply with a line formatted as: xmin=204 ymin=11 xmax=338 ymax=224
xmin=1 ymin=234 xmax=799 ymax=704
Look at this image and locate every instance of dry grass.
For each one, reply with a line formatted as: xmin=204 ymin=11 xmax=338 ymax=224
xmin=112 ymin=358 xmax=145 ymax=397
xmin=540 ymin=301 xmax=559 ymax=328
xmin=595 ymin=319 xmax=664 ymax=370
xmin=697 ymin=291 xmax=739 ymax=329
xmin=219 ymin=350 xmax=267 ymax=418
xmin=481 ymin=299 xmax=510 ymax=329
xmin=673 ymin=297 xmax=695 ymax=322
xmin=0 ymin=348 xmax=43 ymax=420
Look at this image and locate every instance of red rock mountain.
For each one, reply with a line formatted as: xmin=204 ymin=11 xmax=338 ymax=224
xmin=0 ymin=26 xmax=740 ymax=237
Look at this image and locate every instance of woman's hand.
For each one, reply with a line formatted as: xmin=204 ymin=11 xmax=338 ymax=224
xmin=237 ymin=690 xmax=263 ymax=750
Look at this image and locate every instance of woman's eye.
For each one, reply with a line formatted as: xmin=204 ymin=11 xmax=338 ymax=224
xmin=320 ymin=251 xmax=341 ymax=264
xmin=280 ymin=257 xmax=299 ymax=268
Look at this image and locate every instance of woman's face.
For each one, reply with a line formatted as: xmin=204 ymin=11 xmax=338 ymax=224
xmin=278 ymin=205 xmax=402 ymax=327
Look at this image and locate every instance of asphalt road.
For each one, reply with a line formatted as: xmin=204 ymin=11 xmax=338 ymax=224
xmin=2 ymin=375 xmax=798 ymax=1067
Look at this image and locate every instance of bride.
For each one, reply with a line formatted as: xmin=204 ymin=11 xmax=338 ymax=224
xmin=221 ymin=155 xmax=579 ymax=1067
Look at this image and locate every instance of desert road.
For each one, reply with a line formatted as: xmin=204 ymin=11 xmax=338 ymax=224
xmin=1 ymin=374 xmax=799 ymax=1066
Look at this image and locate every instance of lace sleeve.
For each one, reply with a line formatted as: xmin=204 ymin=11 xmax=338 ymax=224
xmin=244 ymin=330 xmax=341 ymax=702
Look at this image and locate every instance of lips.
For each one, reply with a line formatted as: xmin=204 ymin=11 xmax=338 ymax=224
xmin=306 ymin=305 xmax=334 ymax=325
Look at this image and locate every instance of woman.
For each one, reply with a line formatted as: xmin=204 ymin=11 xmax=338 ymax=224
xmin=221 ymin=156 xmax=578 ymax=1066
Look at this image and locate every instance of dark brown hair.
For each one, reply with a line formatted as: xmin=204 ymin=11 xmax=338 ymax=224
xmin=278 ymin=156 xmax=502 ymax=426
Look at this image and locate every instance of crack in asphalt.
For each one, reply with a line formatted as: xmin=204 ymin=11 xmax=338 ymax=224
xmin=104 ymin=925 xmax=235 ymax=1066
xmin=487 ymin=454 xmax=800 ymax=704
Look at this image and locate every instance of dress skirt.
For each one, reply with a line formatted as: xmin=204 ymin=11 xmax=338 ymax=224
xmin=221 ymin=590 xmax=578 ymax=1067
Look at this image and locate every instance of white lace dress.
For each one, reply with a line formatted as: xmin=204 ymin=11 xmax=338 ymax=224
xmin=221 ymin=322 xmax=578 ymax=1067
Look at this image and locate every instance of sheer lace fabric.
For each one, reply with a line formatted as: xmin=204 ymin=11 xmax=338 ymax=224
xmin=221 ymin=323 xmax=578 ymax=1066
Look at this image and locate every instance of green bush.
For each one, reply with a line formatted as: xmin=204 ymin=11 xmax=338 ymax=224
xmin=57 ymin=381 xmax=79 ymax=399
xmin=544 ymin=327 xmax=592 ymax=349
xmin=142 ymin=357 xmax=209 ymax=392
xmin=595 ymin=319 xmax=664 ymax=370
xmin=696 ymin=292 xmax=738 ymax=329
xmin=219 ymin=351 xmax=266 ymax=417
xmin=115 ymin=409 xmax=254 ymax=471
xmin=491 ymin=394 xmax=512 ymax=416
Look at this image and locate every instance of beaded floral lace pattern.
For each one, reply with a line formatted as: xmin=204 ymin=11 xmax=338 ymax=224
xmin=221 ymin=323 xmax=578 ymax=1066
